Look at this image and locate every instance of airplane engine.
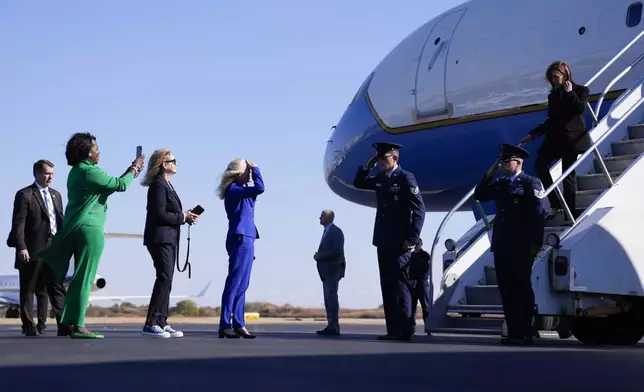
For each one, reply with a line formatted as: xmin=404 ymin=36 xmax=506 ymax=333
xmin=93 ymin=276 xmax=106 ymax=291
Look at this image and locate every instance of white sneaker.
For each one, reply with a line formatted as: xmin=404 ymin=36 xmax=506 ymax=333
xmin=142 ymin=325 xmax=171 ymax=338
xmin=164 ymin=325 xmax=184 ymax=338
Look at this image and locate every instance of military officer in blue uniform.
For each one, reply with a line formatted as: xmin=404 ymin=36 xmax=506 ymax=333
xmin=353 ymin=142 xmax=425 ymax=341
xmin=474 ymin=143 xmax=546 ymax=345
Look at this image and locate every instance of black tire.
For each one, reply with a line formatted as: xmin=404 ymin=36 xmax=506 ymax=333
xmin=568 ymin=313 xmax=644 ymax=346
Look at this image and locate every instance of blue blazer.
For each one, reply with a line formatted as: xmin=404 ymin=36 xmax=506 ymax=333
xmin=224 ymin=166 xmax=265 ymax=239
xmin=144 ymin=176 xmax=184 ymax=246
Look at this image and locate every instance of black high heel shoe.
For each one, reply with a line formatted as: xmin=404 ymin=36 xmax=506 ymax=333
xmin=218 ymin=328 xmax=241 ymax=339
xmin=234 ymin=327 xmax=256 ymax=339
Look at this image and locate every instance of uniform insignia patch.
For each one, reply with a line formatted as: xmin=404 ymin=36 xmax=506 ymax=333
xmin=534 ymin=188 xmax=545 ymax=198
xmin=410 ymin=186 xmax=419 ymax=195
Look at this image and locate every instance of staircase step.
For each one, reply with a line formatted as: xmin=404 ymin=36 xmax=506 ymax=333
xmin=628 ymin=124 xmax=644 ymax=139
xmin=466 ymin=285 xmax=502 ymax=306
xmin=445 ymin=315 xmax=505 ymax=330
xmin=611 ymin=138 xmax=644 ymax=156
xmin=577 ymin=171 xmax=621 ymax=191
xmin=447 ymin=304 xmax=504 ymax=314
xmin=484 ymin=265 xmax=497 ymax=285
xmin=576 ymin=189 xmax=603 ymax=209
xmin=594 ymin=154 xmax=640 ymax=172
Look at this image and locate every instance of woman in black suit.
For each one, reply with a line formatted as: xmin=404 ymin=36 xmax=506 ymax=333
xmin=520 ymin=61 xmax=591 ymax=220
xmin=140 ymin=149 xmax=199 ymax=339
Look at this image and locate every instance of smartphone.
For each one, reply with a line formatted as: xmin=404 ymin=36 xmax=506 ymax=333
xmin=136 ymin=146 xmax=143 ymax=158
xmin=192 ymin=205 xmax=205 ymax=215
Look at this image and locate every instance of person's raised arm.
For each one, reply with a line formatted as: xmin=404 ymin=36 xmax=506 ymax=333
xmin=226 ymin=164 xmax=265 ymax=198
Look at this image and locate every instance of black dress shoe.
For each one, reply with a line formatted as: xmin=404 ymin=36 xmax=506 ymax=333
xmin=23 ymin=328 xmax=38 ymax=337
xmin=377 ymin=333 xmax=411 ymax=341
xmin=316 ymin=327 xmax=340 ymax=336
xmin=218 ymin=328 xmax=241 ymax=339
xmin=37 ymin=327 xmax=47 ymax=335
xmin=234 ymin=327 xmax=256 ymax=339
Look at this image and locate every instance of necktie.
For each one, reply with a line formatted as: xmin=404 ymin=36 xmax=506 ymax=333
xmin=42 ymin=189 xmax=57 ymax=235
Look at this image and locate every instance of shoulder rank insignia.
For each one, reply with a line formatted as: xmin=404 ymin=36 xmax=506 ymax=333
xmin=534 ymin=188 xmax=545 ymax=198
xmin=410 ymin=186 xmax=419 ymax=195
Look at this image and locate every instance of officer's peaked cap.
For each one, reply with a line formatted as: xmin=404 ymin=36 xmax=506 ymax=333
xmin=372 ymin=142 xmax=403 ymax=155
xmin=498 ymin=143 xmax=529 ymax=160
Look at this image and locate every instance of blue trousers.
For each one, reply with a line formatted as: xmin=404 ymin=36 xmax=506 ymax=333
xmin=219 ymin=234 xmax=255 ymax=329
xmin=376 ymin=247 xmax=413 ymax=335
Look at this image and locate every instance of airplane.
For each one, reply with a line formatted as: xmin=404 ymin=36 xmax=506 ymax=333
xmin=1 ymin=231 xmax=212 ymax=318
xmin=323 ymin=0 xmax=644 ymax=218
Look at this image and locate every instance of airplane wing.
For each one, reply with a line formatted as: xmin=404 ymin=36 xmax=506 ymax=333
xmin=87 ymin=280 xmax=211 ymax=302
xmin=0 ymin=294 xmax=19 ymax=306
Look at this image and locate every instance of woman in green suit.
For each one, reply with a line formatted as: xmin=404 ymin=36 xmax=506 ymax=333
xmin=40 ymin=132 xmax=145 ymax=339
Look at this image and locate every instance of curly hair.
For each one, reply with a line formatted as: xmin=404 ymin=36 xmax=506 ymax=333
xmin=65 ymin=132 xmax=96 ymax=167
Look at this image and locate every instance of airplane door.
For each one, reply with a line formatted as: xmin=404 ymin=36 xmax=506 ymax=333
xmin=414 ymin=9 xmax=466 ymax=122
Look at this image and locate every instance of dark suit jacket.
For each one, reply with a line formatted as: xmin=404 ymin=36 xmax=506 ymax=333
xmin=7 ymin=183 xmax=64 ymax=269
xmin=314 ymin=223 xmax=346 ymax=281
xmin=529 ymin=83 xmax=592 ymax=154
xmin=143 ymin=177 xmax=185 ymax=246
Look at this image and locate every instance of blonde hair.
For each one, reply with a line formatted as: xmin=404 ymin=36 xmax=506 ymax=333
xmin=141 ymin=149 xmax=173 ymax=186
xmin=216 ymin=158 xmax=247 ymax=199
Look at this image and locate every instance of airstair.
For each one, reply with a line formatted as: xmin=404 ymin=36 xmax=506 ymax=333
xmin=426 ymin=31 xmax=644 ymax=345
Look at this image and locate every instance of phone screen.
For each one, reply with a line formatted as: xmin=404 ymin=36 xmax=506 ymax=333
xmin=136 ymin=146 xmax=142 ymax=158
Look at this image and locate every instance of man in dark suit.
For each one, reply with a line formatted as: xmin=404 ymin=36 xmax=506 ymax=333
xmin=520 ymin=61 xmax=591 ymax=220
xmin=408 ymin=238 xmax=432 ymax=335
xmin=7 ymin=159 xmax=67 ymax=336
xmin=314 ymin=209 xmax=345 ymax=336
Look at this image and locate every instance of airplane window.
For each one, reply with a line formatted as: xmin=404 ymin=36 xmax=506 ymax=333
xmin=626 ymin=2 xmax=642 ymax=27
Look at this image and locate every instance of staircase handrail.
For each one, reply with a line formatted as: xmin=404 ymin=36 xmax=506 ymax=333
xmin=429 ymin=30 xmax=644 ymax=273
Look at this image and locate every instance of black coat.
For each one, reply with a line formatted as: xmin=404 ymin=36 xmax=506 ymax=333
xmin=529 ymin=83 xmax=592 ymax=155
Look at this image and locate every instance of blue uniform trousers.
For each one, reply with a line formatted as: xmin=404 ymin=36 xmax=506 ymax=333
xmin=219 ymin=234 xmax=255 ymax=329
xmin=493 ymin=246 xmax=535 ymax=339
xmin=377 ymin=247 xmax=413 ymax=335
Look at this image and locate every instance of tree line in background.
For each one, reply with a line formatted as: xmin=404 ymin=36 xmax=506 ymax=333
xmin=83 ymin=300 xmax=386 ymax=319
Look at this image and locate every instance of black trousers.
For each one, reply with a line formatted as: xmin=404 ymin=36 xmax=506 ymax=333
xmin=410 ymin=279 xmax=432 ymax=327
xmin=145 ymin=243 xmax=176 ymax=327
xmin=376 ymin=247 xmax=412 ymax=336
xmin=534 ymin=144 xmax=578 ymax=213
xmin=493 ymin=247 xmax=535 ymax=339
xmin=19 ymin=260 xmax=66 ymax=331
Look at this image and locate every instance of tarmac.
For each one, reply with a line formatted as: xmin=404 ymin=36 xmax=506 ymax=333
xmin=0 ymin=320 xmax=643 ymax=391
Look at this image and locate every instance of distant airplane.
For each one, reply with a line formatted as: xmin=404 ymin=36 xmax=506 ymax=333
xmin=1 ymin=231 xmax=211 ymax=318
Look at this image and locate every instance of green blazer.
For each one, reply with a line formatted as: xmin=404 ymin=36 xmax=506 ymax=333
xmin=39 ymin=159 xmax=135 ymax=283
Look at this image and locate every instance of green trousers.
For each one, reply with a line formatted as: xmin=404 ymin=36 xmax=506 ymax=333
xmin=60 ymin=224 xmax=105 ymax=327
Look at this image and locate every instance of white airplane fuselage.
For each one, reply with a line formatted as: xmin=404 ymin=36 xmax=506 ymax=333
xmin=323 ymin=0 xmax=644 ymax=218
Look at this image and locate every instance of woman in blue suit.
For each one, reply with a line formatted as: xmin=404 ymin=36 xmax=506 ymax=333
xmin=216 ymin=158 xmax=264 ymax=339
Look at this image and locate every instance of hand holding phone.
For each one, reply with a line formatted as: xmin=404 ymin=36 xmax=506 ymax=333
xmin=191 ymin=205 xmax=205 ymax=215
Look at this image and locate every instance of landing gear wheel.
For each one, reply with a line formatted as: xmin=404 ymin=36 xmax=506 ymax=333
xmin=568 ymin=313 xmax=644 ymax=346
xmin=5 ymin=307 xmax=19 ymax=318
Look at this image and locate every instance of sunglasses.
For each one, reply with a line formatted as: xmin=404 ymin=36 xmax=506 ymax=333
xmin=165 ymin=159 xmax=176 ymax=164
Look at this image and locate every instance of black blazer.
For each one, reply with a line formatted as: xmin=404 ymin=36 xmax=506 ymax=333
xmin=529 ymin=83 xmax=592 ymax=154
xmin=143 ymin=177 xmax=185 ymax=246
xmin=7 ymin=183 xmax=64 ymax=269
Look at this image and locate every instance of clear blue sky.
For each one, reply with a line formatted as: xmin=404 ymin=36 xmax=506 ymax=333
xmin=0 ymin=0 xmax=473 ymax=309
